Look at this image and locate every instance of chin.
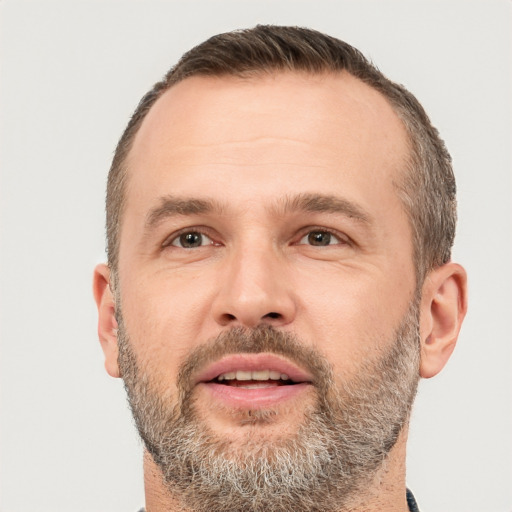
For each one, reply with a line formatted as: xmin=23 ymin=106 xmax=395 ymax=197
xmin=195 ymin=397 xmax=314 ymax=444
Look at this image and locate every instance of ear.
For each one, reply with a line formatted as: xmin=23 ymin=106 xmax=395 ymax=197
xmin=419 ymin=262 xmax=468 ymax=378
xmin=93 ymin=263 xmax=120 ymax=378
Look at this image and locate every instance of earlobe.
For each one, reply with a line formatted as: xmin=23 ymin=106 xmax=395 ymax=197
xmin=419 ymin=262 xmax=468 ymax=379
xmin=93 ymin=263 xmax=121 ymax=378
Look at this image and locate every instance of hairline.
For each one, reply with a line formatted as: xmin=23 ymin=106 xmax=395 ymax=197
xmin=109 ymin=66 xmax=444 ymax=286
xmin=109 ymin=69 xmax=424 ymax=283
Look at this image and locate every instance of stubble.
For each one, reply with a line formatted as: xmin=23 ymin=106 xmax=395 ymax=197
xmin=117 ymin=304 xmax=420 ymax=512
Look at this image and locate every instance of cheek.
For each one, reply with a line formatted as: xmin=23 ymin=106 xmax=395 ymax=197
xmin=118 ymin=270 xmax=216 ymax=377
xmin=295 ymin=268 xmax=412 ymax=375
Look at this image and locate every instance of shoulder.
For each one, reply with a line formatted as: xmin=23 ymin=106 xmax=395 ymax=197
xmin=406 ymin=488 xmax=421 ymax=512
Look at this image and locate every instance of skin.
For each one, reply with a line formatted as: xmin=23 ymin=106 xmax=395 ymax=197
xmin=94 ymin=71 xmax=467 ymax=511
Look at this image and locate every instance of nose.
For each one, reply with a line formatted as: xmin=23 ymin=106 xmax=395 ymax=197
xmin=211 ymin=245 xmax=297 ymax=329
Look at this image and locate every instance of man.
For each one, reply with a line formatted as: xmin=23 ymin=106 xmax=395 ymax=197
xmin=93 ymin=25 xmax=467 ymax=512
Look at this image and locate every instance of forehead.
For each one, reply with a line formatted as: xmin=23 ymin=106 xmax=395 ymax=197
xmin=124 ymin=71 xmax=410 ymax=224
xmin=130 ymin=71 xmax=408 ymax=164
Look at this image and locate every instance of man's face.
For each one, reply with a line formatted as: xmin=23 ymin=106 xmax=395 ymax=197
xmin=115 ymin=72 xmax=419 ymax=508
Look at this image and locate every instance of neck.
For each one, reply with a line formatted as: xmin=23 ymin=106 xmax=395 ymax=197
xmin=143 ymin=451 xmax=181 ymax=511
xmin=142 ymin=427 xmax=411 ymax=512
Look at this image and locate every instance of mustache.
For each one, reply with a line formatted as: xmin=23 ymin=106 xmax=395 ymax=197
xmin=176 ymin=325 xmax=334 ymax=398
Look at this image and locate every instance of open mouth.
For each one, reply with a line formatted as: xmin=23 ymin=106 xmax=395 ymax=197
xmin=212 ymin=370 xmax=297 ymax=388
xmin=195 ymin=354 xmax=312 ymax=408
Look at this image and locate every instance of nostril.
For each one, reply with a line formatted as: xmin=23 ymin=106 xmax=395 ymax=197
xmin=217 ymin=311 xmax=285 ymax=327
xmin=220 ymin=313 xmax=237 ymax=323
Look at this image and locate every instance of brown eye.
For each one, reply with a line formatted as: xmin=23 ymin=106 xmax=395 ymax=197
xmin=297 ymin=229 xmax=348 ymax=247
xmin=307 ymin=231 xmax=332 ymax=246
xmin=171 ymin=231 xmax=211 ymax=248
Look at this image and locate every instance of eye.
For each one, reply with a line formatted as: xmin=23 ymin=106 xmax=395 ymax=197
xmin=298 ymin=230 xmax=345 ymax=247
xmin=169 ymin=231 xmax=214 ymax=249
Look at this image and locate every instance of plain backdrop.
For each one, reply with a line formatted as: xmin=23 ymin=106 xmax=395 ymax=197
xmin=1 ymin=1 xmax=511 ymax=511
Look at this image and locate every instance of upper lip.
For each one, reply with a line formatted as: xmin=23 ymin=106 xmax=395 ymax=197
xmin=194 ymin=353 xmax=314 ymax=385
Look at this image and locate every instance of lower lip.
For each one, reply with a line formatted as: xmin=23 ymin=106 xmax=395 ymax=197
xmin=198 ymin=382 xmax=312 ymax=409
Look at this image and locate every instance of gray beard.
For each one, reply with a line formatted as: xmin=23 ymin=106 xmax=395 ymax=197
xmin=117 ymin=303 xmax=420 ymax=512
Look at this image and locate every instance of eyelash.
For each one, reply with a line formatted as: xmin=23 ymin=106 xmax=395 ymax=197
xmin=162 ymin=226 xmax=351 ymax=250
xmin=162 ymin=227 xmax=217 ymax=249
xmin=296 ymin=227 xmax=351 ymax=247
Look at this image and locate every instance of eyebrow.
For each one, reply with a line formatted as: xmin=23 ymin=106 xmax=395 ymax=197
xmin=277 ymin=193 xmax=371 ymax=224
xmin=145 ymin=196 xmax=222 ymax=229
xmin=144 ymin=192 xmax=371 ymax=232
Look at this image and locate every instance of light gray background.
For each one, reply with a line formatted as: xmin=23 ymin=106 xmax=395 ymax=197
xmin=1 ymin=1 xmax=511 ymax=511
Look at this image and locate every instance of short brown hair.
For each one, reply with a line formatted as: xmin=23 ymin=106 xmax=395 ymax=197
xmin=106 ymin=25 xmax=456 ymax=285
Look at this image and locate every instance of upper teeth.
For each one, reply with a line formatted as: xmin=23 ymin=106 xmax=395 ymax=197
xmin=217 ymin=370 xmax=290 ymax=381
